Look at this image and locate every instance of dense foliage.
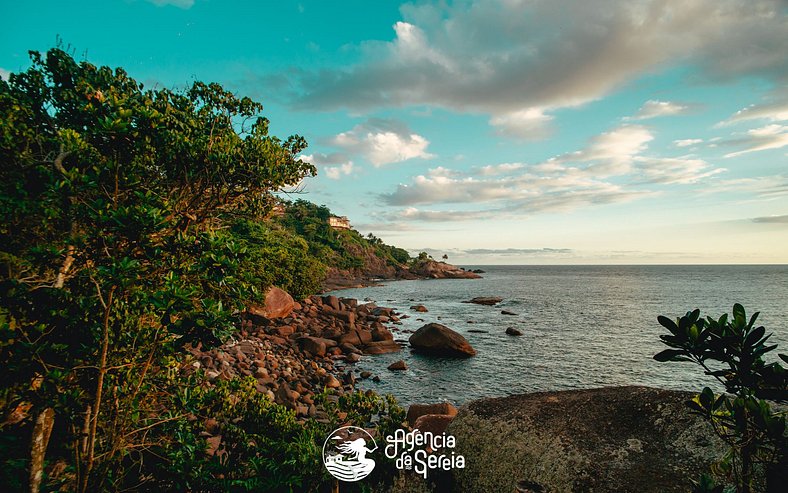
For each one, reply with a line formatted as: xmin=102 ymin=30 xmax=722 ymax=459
xmin=655 ymin=304 xmax=788 ymax=493
xmin=279 ymin=199 xmax=411 ymax=271
xmin=0 ymin=47 xmax=409 ymax=492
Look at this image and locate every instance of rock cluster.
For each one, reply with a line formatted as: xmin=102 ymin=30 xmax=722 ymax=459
xmin=185 ymin=292 xmax=408 ymax=422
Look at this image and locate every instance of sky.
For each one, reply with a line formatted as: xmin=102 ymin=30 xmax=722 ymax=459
xmin=1 ymin=0 xmax=787 ymax=264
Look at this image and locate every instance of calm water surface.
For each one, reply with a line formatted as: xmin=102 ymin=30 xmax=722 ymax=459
xmin=329 ymin=265 xmax=788 ymax=406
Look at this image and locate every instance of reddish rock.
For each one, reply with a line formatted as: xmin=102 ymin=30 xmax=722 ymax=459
xmin=409 ymin=323 xmax=477 ymax=357
xmin=322 ymin=295 xmax=340 ymax=311
xmin=506 ymin=327 xmax=523 ymax=336
xmin=248 ymin=287 xmax=295 ymax=319
xmin=276 ymin=325 xmax=295 ymax=337
xmin=410 ymin=305 xmax=429 ymax=312
xmin=372 ymin=327 xmax=394 ymax=341
xmin=363 ymin=340 xmax=401 ymax=354
xmin=298 ymin=337 xmax=326 ymax=357
xmin=388 ymin=360 xmax=407 ymax=371
xmin=407 ymin=402 xmax=459 ymax=425
xmin=413 ymin=414 xmax=455 ymax=436
xmin=322 ymin=308 xmax=356 ymax=325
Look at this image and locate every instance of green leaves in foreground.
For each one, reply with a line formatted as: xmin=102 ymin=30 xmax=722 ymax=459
xmin=655 ymin=304 xmax=788 ymax=493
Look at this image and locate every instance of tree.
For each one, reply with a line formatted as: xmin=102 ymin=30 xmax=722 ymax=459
xmin=654 ymin=304 xmax=788 ymax=493
xmin=0 ymin=48 xmax=315 ymax=491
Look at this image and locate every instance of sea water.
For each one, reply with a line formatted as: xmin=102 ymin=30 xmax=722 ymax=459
xmin=329 ymin=265 xmax=788 ymax=406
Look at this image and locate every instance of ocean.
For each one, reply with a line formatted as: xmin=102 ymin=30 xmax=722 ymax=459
xmin=328 ymin=265 xmax=788 ymax=406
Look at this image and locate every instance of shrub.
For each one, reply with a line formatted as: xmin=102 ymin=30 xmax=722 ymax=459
xmin=655 ymin=304 xmax=788 ymax=493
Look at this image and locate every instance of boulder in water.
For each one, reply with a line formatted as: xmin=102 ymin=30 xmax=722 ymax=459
xmin=409 ymin=323 xmax=477 ymax=357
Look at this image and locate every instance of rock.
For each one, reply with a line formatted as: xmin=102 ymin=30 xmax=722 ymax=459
xmin=360 ymin=371 xmax=372 ymax=379
xmin=363 ymin=340 xmax=401 ymax=355
xmin=371 ymin=326 xmax=394 ymax=341
xmin=298 ymin=337 xmax=326 ymax=357
xmin=248 ymin=286 xmax=295 ymax=319
xmin=345 ymin=352 xmax=361 ymax=363
xmin=387 ymin=360 xmax=407 ymax=371
xmin=275 ymin=325 xmax=295 ymax=337
xmin=407 ymin=402 xmax=458 ymax=425
xmin=467 ymin=329 xmax=488 ymax=333
xmin=472 ymin=269 xmax=485 ymax=274
xmin=462 ymin=296 xmax=503 ymax=306
xmin=322 ymin=295 xmax=340 ymax=311
xmin=501 ymin=310 xmax=517 ymax=316
xmin=505 ymin=327 xmax=523 ymax=336
xmin=446 ymin=386 xmax=726 ymax=493
xmin=410 ymin=260 xmax=482 ymax=279
xmin=410 ymin=305 xmax=429 ymax=312
xmin=372 ymin=375 xmax=381 ymax=382
xmin=205 ymin=435 xmax=223 ymax=457
xmin=324 ymin=375 xmax=342 ymax=388
xmin=409 ymin=323 xmax=477 ymax=357
xmin=323 ymin=308 xmax=356 ymax=325
xmin=413 ymin=414 xmax=455 ymax=436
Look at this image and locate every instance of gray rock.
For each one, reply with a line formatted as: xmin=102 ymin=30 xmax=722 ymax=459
xmin=446 ymin=386 xmax=726 ymax=493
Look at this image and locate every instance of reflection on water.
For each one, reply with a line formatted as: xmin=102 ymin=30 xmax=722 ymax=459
xmin=330 ymin=265 xmax=788 ymax=406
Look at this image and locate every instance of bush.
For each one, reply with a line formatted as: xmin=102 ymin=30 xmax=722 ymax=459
xmin=655 ymin=304 xmax=788 ymax=493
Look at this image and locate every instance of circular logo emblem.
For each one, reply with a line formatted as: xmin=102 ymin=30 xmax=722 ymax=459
xmin=322 ymin=426 xmax=377 ymax=482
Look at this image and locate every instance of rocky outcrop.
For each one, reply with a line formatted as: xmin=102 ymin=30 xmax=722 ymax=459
xmin=409 ymin=260 xmax=482 ymax=280
xmin=247 ymin=286 xmax=295 ymax=319
xmin=446 ymin=386 xmax=726 ymax=493
xmin=409 ymin=323 xmax=477 ymax=357
xmin=185 ymin=292 xmax=408 ymax=425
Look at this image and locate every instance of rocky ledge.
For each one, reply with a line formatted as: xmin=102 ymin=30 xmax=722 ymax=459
xmin=183 ymin=288 xmax=408 ymax=422
xmin=409 ymin=260 xmax=482 ymax=280
xmin=445 ymin=386 xmax=726 ymax=493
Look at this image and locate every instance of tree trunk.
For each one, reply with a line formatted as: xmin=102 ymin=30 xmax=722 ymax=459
xmin=29 ymin=407 xmax=55 ymax=493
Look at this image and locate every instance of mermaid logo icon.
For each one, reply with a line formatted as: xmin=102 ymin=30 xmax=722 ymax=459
xmin=322 ymin=426 xmax=377 ymax=482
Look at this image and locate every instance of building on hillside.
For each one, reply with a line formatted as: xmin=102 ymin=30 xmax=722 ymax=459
xmin=270 ymin=204 xmax=286 ymax=217
xmin=328 ymin=216 xmax=351 ymax=230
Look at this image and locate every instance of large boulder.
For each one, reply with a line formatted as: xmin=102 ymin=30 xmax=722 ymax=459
xmin=446 ymin=386 xmax=727 ymax=493
xmin=409 ymin=323 xmax=476 ymax=357
xmin=248 ymin=287 xmax=295 ymax=319
xmin=407 ymin=402 xmax=458 ymax=425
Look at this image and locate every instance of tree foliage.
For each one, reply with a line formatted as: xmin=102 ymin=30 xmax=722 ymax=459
xmin=655 ymin=304 xmax=788 ymax=493
xmin=0 ymin=47 xmax=317 ymax=491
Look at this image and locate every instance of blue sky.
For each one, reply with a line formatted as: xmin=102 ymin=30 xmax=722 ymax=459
xmin=2 ymin=0 xmax=787 ymax=263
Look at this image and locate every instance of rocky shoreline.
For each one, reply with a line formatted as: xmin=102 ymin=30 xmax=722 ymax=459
xmin=183 ymin=288 xmax=413 ymax=422
xmin=321 ymin=259 xmax=482 ymax=292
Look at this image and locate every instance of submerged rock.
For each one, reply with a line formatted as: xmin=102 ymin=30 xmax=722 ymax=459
xmin=505 ymin=327 xmax=523 ymax=336
xmin=387 ymin=359 xmax=407 ymax=371
xmin=447 ymin=386 xmax=726 ymax=493
xmin=463 ymin=296 xmax=503 ymax=306
xmin=409 ymin=323 xmax=477 ymax=357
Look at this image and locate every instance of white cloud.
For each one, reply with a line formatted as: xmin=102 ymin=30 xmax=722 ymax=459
xmin=146 ymin=0 xmax=195 ymax=8
xmin=724 ymin=124 xmax=788 ymax=157
xmin=380 ymin=123 xmax=726 ymax=221
xmin=550 ymin=125 xmax=654 ymax=176
xmin=721 ymin=101 xmax=788 ymax=125
xmin=489 ymin=108 xmax=554 ymax=140
xmin=329 ymin=118 xmax=434 ymax=166
xmin=293 ymin=1 xmax=787 ymax=133
xmin=630 ymin=100 xmax=690 ymax=120
xmin=674 ymin=138 xmax=704 ymax=147
xmin=299 ymin=153 xmax=354 ymax=180
xmin=324 ymin=162 xmax=354 ymax=180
